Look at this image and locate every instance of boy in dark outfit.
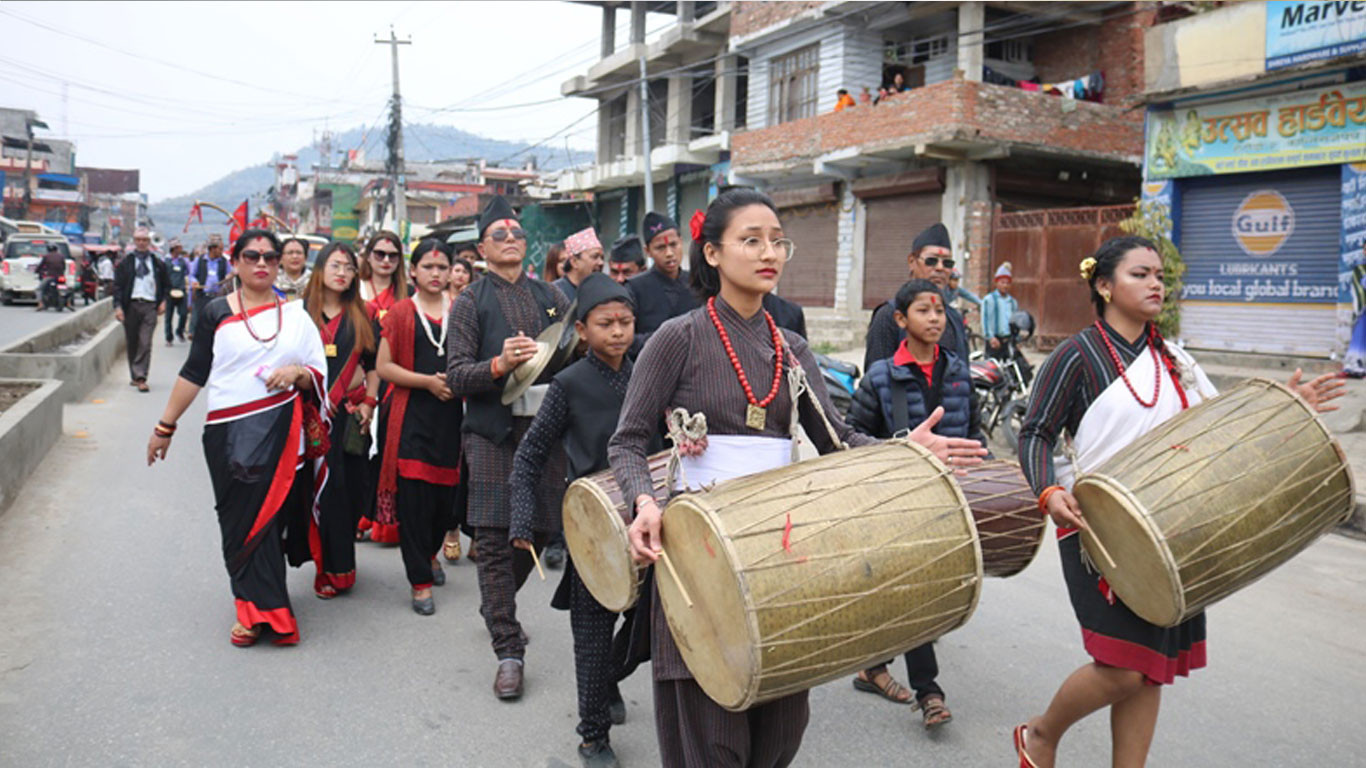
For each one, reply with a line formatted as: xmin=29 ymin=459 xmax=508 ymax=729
xmin=509 ymin=272 xmax=645 ymax=768
xmin=846 ymin=278 xmax=988 ymax=730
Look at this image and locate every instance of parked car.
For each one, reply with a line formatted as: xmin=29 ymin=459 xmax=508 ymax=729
xmin=1 ymin=235 xmax=76 ymax=305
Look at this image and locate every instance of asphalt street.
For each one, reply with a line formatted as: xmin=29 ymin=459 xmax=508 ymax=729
xmin=0 ymin=301 xmax=90 ymax=349
xmin=1 ymin=342 xmax=1364 ymax=767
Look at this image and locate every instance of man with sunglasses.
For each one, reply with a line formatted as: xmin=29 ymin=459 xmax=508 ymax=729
xmin=864 ymin=222 xmax=971 ymax=372
xmin=626 ymin=212 xmax=698 ymax=357
xmin=113 ymin=227 xmax=169 ymax=392
xmin=446 ymin=195 xmax=573 ymax=702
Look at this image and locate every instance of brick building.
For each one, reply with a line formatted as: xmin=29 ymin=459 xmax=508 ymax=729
xmin=727 ymin=1 xmax=1152 ymax=346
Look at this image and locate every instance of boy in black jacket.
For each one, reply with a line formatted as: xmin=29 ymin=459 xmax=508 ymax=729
xmin=847 ymin=278 xmax=988 ymax=729
xmin=509 ymin=273 xmax=641 ymax=768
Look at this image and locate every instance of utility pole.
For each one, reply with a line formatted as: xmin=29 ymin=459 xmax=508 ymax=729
xmin=638 ymin=55 xmax=654 ymax=215
xmin=375 ymin=27 xmax=411 ymax=234
xmin=20 ymin=116 xmax=48 ymax=221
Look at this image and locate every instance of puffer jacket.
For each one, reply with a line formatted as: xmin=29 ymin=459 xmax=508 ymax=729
xmin=848 ymin=345 xmax=986 ymax=447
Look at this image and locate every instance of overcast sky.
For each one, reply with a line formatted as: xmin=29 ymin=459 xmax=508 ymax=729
xmin=0 ymin=1 xmax=645 ymax=202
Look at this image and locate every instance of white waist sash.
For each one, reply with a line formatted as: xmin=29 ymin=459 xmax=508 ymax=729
xmin=674 ymin=435 xmax=792 ymax=492
xmin=510 ymin=384 xmax=549 ymax=417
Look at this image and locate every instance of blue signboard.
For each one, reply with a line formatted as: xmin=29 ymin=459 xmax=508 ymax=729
xmin=1343 ymin=163 xmax=1366 ymax=372
xmin=1266 ymin=1 xmax=1366 ymax=70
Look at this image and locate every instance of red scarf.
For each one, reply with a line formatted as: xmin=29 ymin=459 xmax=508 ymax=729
xmin=376 ymin=299 xmax=417 ymax=519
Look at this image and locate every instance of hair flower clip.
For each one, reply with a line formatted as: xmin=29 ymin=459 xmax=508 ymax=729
xmin=689 ymin=209 xmax=706 ymax=242
xmin=1079 ymin=256 xmax=1097 ymax=281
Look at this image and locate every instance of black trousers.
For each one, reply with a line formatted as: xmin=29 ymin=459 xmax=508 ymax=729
xmin=474 ymin=526 xmax=547 ymax=660
xmin=868 ymin=641 xmax=943 ymax=703
xmin=654 ymin=678 xmax=808 ymax=768
xmin=164 ymin=294 xmax=189 ymax=340
xmin=396 ymin=477 xmax=453 ymax=588
xmin=569 ymin=565 xmax=622 ymax=743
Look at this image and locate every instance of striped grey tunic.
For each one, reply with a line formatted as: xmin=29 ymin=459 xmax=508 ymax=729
xmin=608 ymin=295 xmax=875 ymax=680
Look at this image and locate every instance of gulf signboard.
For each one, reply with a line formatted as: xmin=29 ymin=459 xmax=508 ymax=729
xmin=1232 ymin=190 xmax=1295 ymax=257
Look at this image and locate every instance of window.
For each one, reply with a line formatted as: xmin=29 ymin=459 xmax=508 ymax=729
xmin=986 ymin=39 xmax=1030 ymax=63
xmin=409 ymin=206 xmax=436 ymax=225
xmin=768 ymin=44 xmax=819 ymax=125
xmin=911 ymin=36 xmax=949 ymax=64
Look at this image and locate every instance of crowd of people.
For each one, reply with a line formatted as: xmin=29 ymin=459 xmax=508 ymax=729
xmin=135 ymin=192 xmax=1345 ymax=768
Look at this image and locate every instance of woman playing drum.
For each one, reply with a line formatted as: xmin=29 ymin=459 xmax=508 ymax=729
xmin=609 ymin=188 xmax=986 ymax=768
xmin=1014 ymin=236 xmax=1345 ymax=767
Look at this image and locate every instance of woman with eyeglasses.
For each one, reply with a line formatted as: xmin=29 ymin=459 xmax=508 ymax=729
xmin=863 ymin=223 xmax=970 ymax=372
xmin=146 ymin=228 xmax=328 ymax=647
xmin=356 ymin=230 xmax=409 ymax=544
xmin=302 ymin=242 xmax=380 ymax=599
xmin=275 ymin=236 xmax=313 ymax=301
xmin=609 ymin=189 xmax=985 ymax=767
xmin=376 ymin=239 xmax=463 ymax=615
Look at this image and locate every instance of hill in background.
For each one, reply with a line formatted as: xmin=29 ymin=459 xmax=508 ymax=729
xmin=148 ymin=123 xmax=592 ymax=240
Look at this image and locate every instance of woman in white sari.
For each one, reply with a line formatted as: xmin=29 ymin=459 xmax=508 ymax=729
xmin=1013 ymin=236 xmax=1344 ymax=767
xmin=147 ymin=229 xmax=328 ymax=647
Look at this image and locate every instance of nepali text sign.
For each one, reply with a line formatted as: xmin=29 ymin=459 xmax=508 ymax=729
xmin=1266 ymin=1 xmax=1366 ymax=70
xmin=1146 ymin=81 xmax=1366 ymax=179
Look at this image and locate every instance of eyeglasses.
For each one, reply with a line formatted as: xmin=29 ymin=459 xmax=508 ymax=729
xmin=237 ymin=250 xmax=280 ymax=264
xmin=370 ymin=249 xmax=400 ymax=261
xmin=726 ymin=237 xmax=795 ymax=261
xmin=922 ymin=256 xmax=955 ymax=269
xmin=487 ymin=228 xmax=527 ymax=243
xmin=325 ymin=262 xmax=358 ymax=275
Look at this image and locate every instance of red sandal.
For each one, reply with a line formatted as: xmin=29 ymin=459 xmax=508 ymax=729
xmin=1014 ymin=724 xmax=1039 ymax=768
xmin=230 ymin=623 xmax=260 ymax=648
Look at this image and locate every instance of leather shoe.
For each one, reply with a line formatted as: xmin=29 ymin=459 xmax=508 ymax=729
xmin=431 ymin=561 xmax=446 ymax=586
xmin=493 ymin=659 xmax=524 ymax=700
xmin=412 ymin=595 xmax=435 ymax=616
xmin=578 ymin=739 xmax=620 ymax=768
xmin=608 ymin=695 xmax=626 ymax=725
xmin=544 ymin=542 xmax=566 ymax=570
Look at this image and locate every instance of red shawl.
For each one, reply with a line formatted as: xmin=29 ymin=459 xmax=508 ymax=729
xmin=376 ymin=298 xmax=417 ymax=519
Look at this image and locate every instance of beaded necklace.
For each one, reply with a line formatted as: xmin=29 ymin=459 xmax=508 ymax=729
xmin=707 ymin=297 xmax=784 ymax=430
xmin=236 ymin=287 xmax=282 ymax=348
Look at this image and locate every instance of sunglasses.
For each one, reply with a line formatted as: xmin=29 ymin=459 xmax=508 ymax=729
xmin=238 ymin=250 xmax=281 ymax=265
xmin=923 ymin=256 xmax=955 ymax=269
xmin=487 ymin=228 xmax=527 ymax=243
xmin=370 ymin=249 xmax=400 ymax=261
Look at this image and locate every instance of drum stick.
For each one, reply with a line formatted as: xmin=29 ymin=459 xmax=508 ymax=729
xmin=529 ymin=544 xmax=546 ymax=581
xmin=1079 ymin=520 xmax=1118 ymax=570
xmin=659 ymin=550 xmax=693 ymax=608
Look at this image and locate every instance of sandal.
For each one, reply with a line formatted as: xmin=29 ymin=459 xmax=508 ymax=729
xmin=230 ymin=622 xmax=260 ymax=648
xmin=315 ymin=584 xmax=338 ymax=600
xmin=917 ymin=695 xmax=952 ymax=728
xmin=1014 ymin=724 xmax=1038 ymax=768
xmin=852 ymin=666 xmax=913 ymax=704
xmin=443 ymin=533 xmax=462 ymax=562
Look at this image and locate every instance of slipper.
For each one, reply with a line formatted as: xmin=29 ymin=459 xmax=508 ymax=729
xmin=1014 ymin=724 xmax=1034 ymax=766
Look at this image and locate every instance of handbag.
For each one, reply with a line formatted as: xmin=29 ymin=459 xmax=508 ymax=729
xmin=342 ymin=410 xmax=370 ymax=456
xmin=301 ymin=399 xmax=331 ymax=460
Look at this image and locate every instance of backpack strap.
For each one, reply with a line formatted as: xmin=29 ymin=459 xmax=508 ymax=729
xmin=889 ymin=373 xmax=910 ymax=435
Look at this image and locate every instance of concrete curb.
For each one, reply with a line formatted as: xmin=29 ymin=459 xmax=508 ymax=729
xmin=0 ymin=298 xmax=124 ymax=404
xmin=0 ymin=378 xmax=63 ymax=516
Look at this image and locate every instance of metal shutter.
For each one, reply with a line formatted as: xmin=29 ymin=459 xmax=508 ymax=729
xmin=597 ymin=196 xmax=623 ymax=249
xmin=777 ymin=201 xmax=838 ymax=308
xmin=1178 ymin=167 xmax=1339 ymax=357
xmin=862 ymin=192 xmax=942 ymax=309
xmin=677 ymin=178 xmax=710 ymax=255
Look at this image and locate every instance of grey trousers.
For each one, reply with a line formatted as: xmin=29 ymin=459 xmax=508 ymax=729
xmin=123 ymin=299 xmax=158 ymax=382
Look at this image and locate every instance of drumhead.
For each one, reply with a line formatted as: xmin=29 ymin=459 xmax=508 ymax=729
xmin=562 ymin=478 xmax=638 ymax=612
xmin=1073 ymin=473 xmax=1184 ymax=626
xmin=658 ymin=494 xmax=758 ymax=711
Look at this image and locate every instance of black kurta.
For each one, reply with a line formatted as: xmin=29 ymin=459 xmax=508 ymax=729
xmin=625 ymin=267 xmax=697 ymax=357
xmin=864 ymin=291 xmax=969 ymax=372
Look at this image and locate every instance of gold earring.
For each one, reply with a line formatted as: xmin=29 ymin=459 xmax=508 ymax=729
xmin=1100 ymin=290 xmax=1111 ymax=303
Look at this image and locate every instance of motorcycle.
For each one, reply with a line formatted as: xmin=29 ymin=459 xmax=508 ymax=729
xmin=39 ymin=275 xmax=75 ymax=312
xmin=815 ymin=353 xmax=859 ymax=418
xmin=970 ymin=310 xmax=1035 ymax=448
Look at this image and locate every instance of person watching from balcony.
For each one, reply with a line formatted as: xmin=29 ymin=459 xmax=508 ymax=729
xmin=859 ymin=86 xmax=873 ymax=105
xmin=552 ymin=227 xmax=605 ymax=303
xmin=834 ymin=88 xmax=856 ymax=112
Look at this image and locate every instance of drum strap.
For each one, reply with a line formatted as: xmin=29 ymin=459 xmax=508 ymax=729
xmin=664 ymin=408 xmax=708 ymax=492
xmin=889 ymin=376 xmax=910 ymax=435
xmin=783 ymin=343 xmax=847 ymax=455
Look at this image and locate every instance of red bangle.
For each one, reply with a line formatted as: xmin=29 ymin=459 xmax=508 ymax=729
xmin=490 ymin=356 xmax=503 ymax=378
xmin=363 ymin=396 xmax=378 ymax=407
xmin=1037 ymin=485 xmax=1064 ymax=518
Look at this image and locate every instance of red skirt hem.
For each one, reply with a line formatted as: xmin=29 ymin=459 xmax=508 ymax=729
xmin=235 ymin=598 xmax=297 ymax=638
xmin=1082 ymin=629 xmax=1206 ymax=686
xmin=370 ymin=521 xmax=400 ymax=544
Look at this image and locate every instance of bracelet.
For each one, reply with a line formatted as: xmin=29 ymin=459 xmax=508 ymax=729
xmin=363 ymin=396 xmax=378 ymax=407
xmin=490 ymin=356 xmax=504 ymax=378
xmin=1037 ymin=485 xmax=1064 ymax=518
xmin=154 ymin=424 xmax=176 ymax=438
xmin=157 ymin=420 xmax=177 ymax=430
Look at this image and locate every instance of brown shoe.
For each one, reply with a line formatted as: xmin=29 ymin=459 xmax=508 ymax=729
xmin=493 ymin=659 xmax=523 ymax=700
xmin=136 ymin=379 xmax=150 ymax=393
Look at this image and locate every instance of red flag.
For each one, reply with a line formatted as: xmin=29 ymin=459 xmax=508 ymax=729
xmin=228 ymin=199 xmax=249 ymax=244
xmin=182 ymin=202 xmax=203 ymax=233
xmin=250 ymin=213 xmax=269 ymax=229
